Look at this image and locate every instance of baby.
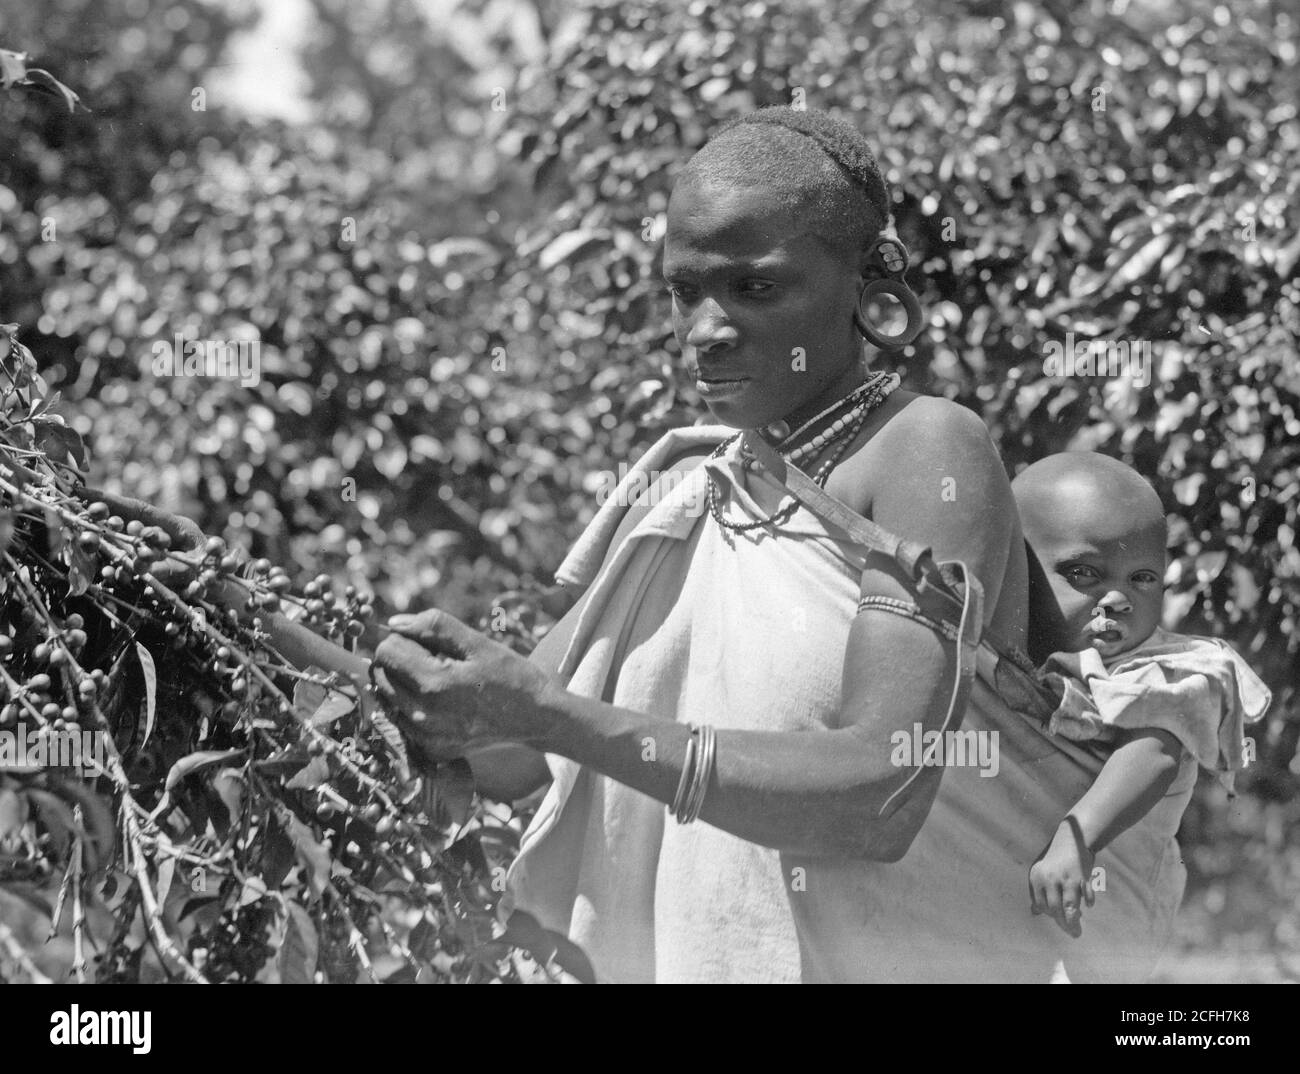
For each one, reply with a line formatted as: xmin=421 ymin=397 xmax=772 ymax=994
xmin=1012 ymin=452 xmax=1271 ymax=955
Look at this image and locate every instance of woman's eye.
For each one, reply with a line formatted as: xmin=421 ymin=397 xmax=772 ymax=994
xmin=665 ymin=283 xmax=696 ymax=302
xmin=738 ymin=279 xmax=773 ymax=295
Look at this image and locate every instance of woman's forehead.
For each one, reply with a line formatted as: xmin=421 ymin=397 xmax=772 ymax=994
xmin=664 ymin=183 xmax=817 ymax=267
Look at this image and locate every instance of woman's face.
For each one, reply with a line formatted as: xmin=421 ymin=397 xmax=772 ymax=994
xmin=663 ymin=181 xmax=867 ymax=430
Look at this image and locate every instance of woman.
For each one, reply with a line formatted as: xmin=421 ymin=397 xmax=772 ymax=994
xmin=373 ymin=108 xmax=1070 ymax=983
xmin=120 ymin=108 xmax=1183 ymax=982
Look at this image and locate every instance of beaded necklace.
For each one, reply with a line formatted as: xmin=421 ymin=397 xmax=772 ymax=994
xmin=786 ymin=372 xmax=899 ymax=464
xmin=779 ymin=371 xmax=891 ymax=449
xmin=706 ymin=371 xmax=899 ymax=534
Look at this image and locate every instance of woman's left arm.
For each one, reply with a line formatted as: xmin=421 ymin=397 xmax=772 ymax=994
xmin=374 ymin=401 xmax=1022 ymax=860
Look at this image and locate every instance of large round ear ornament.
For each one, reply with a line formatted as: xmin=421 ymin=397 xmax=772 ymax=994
xmin=853 ymin=237 xmax=924 ymax=349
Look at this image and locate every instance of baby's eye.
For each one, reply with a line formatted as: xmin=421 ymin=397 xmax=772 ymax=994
xmin=1063 ymin=564 xmax=1099 ymax=583
xmin=1131 ymin=571 xmax=1162 ymax=587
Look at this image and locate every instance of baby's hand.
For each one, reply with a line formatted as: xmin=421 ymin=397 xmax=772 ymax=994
xmin=1029 ymin=819 xmax=1096 ymax=937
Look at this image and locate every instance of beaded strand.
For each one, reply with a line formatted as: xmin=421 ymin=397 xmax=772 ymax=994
xmin=787 ymin=373 xmax=897 ymax=464
xmin=706 ymin=373 xmax=899 ymax=534
xmin=779 ymin=370 xmax=893 ymax=453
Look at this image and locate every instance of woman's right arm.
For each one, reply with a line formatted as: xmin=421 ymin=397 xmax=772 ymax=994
xmin=373 ymin=401 xmax=1025 ymax=861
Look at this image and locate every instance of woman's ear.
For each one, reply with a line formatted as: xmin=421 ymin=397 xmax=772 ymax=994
xmin=856 ymin=240 xmax=883 ymax=283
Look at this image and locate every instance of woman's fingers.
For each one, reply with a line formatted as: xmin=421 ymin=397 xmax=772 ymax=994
xmin=74 ymin=485 xmax=214 ymax=588
xmin=373 ymin=631 xmax=461 ymax=695
xmin=386 ymin=608 xmax=479 ymax=660
xmin=384 ymin=704 xmax=470 ymax=761
xmin=376 ymin=610 xmax=551 ymax=752
xmin=371 ymin=659 xmax=473 ymax=757
xmin=372 ymin=632 xmax=482 ymax=743
xmin=80 ymin=486 xmax=206 ymax=550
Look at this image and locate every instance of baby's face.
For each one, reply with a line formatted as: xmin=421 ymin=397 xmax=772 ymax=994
xmin=1022 ymin=483 xmax=1167 ymax=659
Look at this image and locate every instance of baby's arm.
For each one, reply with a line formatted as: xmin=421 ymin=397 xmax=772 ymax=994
xmin=1030 ymin=727 xmax=1183 ymax=935
xmin=1072 ymin=727 xmax=1184 ymax=849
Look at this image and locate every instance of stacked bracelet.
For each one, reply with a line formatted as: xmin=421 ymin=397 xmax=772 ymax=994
xmin=670 ymin=729 xmax=698 ymax=818
xmin=686 ymin=724 xmax=716 ymax=823
xmin=671 ymin=724 xmax=716 ymax=825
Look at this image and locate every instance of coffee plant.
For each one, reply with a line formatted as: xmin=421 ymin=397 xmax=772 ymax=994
xmin=4 ymin=0 xmax=1297 ymax=979
xmin=0 ymin=321 xmax=589 ymax=983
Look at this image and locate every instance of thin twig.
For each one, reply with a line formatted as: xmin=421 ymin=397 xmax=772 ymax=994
xmin=47 ymin=858 xmax=73 ymax=942
xmin=70 ymin=810 xmax=86 ymax=983
xmin=335 ymin=898 xmax=378 ymax=984
xmin=120 ymin=801 xmax=206 ymax=984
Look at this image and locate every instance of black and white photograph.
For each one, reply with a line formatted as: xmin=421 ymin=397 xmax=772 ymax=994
xmin=0 ymin=0 xmax=1297 ymax=1026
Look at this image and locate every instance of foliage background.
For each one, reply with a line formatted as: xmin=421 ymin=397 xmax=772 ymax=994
xmin=2 ymin=0 xmax=1297 ymax=980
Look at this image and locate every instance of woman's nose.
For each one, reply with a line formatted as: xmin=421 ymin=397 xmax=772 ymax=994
xmin=1094 ymin=590 xmax=1133 ymax=616
xmin=684 ymin=299 xmax=737 ymax=352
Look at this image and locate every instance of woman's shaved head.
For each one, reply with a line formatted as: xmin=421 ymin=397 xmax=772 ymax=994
xmin=674 ymin=107 xmax=891 ymax=264
xmin=661 ymin=108 xmax=894 ymax=431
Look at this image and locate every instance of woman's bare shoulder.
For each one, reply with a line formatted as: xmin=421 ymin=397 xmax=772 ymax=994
xmin=876 ymin=392 xmax=993 ymax=446
xmin=831 ymin=392 xmax=1001 ymax=514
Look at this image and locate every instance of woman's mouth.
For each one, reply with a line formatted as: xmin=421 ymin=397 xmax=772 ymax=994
xmin=696 ymin=377 xmax=750 ymax=400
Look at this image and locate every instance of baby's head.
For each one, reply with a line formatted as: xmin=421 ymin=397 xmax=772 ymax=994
xmin=1012 ymin=452 xmax=1167 ymax=659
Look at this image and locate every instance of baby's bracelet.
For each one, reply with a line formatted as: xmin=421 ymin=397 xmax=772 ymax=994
xmin=1063 ymin=813 xmax=1095 ymax=856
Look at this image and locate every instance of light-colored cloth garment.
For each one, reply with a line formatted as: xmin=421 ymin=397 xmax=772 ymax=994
xmin=506 ymin=426 xmax=1190 ymax=982
xmin=1037 ymin=629 xmax=1270 ymax=984
xmin=1043 ymin=628 xmax=1272 ymax=793
xmin=1043 ymin=751 xmax=1196 ymax=985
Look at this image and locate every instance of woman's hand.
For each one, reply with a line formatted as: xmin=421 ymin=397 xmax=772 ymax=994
xmin=76 ymin=485 xmax=216 ymax=588
xmin=372 ymin=609 xmax=563 ymax=760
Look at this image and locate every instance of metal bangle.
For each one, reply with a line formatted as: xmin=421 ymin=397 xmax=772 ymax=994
xmin=670 ymin=726 xmax=698 ymax=819
xmin=679 ymin=729 xmax=702 ymax=823
xmin=696 ymin=725 xmax=718 ymax=822
xmin=681 ymin=724 xmax=716 ymax=824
